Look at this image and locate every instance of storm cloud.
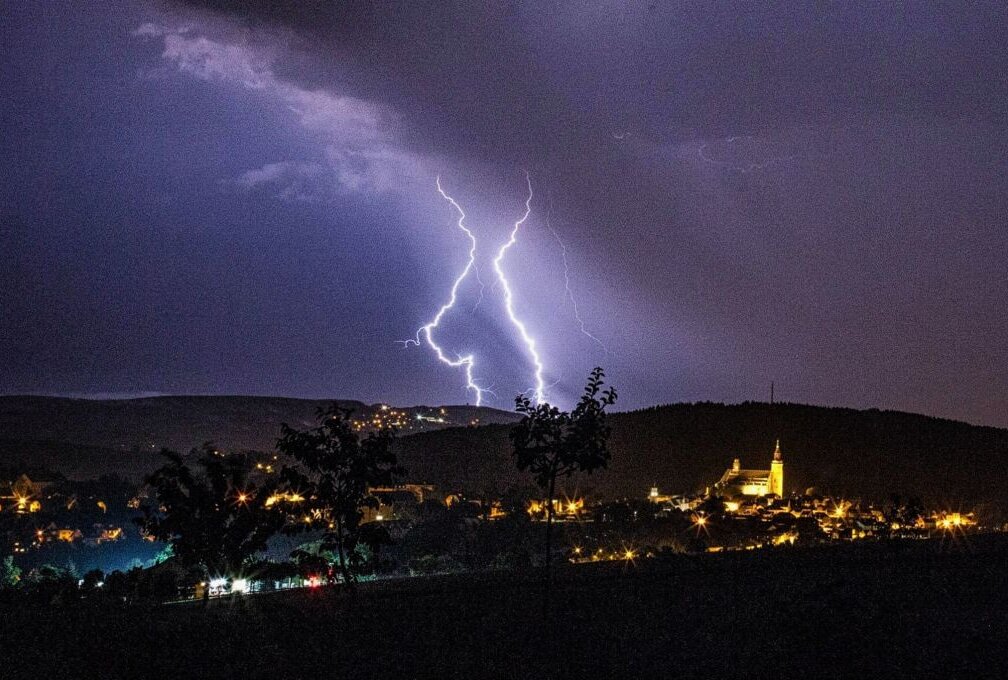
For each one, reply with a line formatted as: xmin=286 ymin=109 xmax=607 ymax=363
xmin=2 ymin=1 xmax=1007 ymax=425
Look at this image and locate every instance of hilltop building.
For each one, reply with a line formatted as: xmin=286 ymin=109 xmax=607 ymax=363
xmin=648 ymin=486 xmax=674 ymax=504
xmin=715 ymin=440 xmax=785 ymax=498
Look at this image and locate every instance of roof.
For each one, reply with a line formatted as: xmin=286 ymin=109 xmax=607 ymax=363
xmin=717 ymin=468 xmax=770 ymax=486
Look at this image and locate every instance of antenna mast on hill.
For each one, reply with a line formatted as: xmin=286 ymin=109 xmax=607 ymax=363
xmin=770 ymin=381 xmax=775 ymax=405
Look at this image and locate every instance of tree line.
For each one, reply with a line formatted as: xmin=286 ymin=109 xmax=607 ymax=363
xmin=0 ymin=369 xmax=617 ymax=606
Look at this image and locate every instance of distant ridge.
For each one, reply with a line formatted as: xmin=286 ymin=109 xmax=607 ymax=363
xmin=395 ymin=401 xmax=1008 ymax=508
xmin=1 ymin=397 xmax=1007 ymax=509
xmin=0 ymin=395 xmax=517 ymax=478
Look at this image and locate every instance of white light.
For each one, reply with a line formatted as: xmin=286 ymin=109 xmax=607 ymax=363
xmin=209 ymin=577 xmax=227 ymax=589
xmin=232 ymin=578 xmax=249 ymax=593
xmin=400 ymin=177 xmax=487 ymax=405
xmin=547 ymin=211 xmax=608 ymax=353
xmin=492 ymin=172 xmax=546 ymax=404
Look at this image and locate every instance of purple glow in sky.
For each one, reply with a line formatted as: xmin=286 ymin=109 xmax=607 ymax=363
xmin=2 ymin=1 xmax=1007 ymax=426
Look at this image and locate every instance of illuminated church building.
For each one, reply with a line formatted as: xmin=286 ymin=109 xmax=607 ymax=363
xmin=716 ymin=440 xmax=785 ymax=498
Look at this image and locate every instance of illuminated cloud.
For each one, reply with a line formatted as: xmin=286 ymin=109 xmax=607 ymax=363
xmin=236 ymin=161 xmax=318 ymax=186
xmin=134 ymin=23 xmax=424 ymax=195
xmin=5 ymin=2 xmax=1008 ymax=422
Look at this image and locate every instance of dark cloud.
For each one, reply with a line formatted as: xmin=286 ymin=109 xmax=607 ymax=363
xmin=2 ymin=1 xmax=1007 ymax=426
xmin=171 ymin=1 xmax=1008 ymax=156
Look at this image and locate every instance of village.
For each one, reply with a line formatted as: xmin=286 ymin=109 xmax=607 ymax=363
xmin=1 ymin=439 xmax=986 ymax=591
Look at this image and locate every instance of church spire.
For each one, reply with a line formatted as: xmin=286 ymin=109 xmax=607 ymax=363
xmin=769 ymin=439 xmax=784 ymax=497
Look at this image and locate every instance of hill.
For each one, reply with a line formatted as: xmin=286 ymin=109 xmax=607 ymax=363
xmin=0 ymin=395 xmax=517 ymax=479
xmin=2 ymin=396 xmax=1006 ymax=507
xmin=396 ymin=402 xmax=1008 ymax=507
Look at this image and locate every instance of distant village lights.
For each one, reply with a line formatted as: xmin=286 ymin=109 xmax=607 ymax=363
xmin=1 ymin=438 xmax=992 ymax=594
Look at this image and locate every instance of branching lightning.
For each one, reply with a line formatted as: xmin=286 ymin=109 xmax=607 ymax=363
xmin=400 ymin=177 xmax=487 ymax=405
xmin=404 ymin=172 xmax=553 ymax=406
xmin=545 ymin=194 xmax=609 ymax=356
xmin=471 ymin=266 xmax=486 ymax=312
xmin=493 ymin=171 xmax=547 ymax=404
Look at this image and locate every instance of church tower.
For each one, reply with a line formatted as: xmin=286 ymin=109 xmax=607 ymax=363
xmin=768 ymin=440 xmax=784 ymax=496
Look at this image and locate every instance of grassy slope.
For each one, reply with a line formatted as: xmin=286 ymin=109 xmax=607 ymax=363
xmin=3 ymin=537 xmax=1007 ymax=679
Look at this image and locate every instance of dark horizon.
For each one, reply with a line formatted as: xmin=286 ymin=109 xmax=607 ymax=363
xmin=2 ymin=390 xmax=1005 ymax=432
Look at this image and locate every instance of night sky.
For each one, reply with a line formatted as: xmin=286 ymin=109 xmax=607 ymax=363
xmin=2 ymin=2 xmax=1007 ymax=426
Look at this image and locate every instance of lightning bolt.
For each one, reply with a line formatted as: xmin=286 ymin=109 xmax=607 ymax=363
xmin=400 ymin=176 xmax=486 ymax=405
xmin=544 ymin=195 xmax=609 ymax=356
xmin=493 ymin=171 xmax=547 ymax=404
xmin=471 ymin=267 xmax=486 ymax=312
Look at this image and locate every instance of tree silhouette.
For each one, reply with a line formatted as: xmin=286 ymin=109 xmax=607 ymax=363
xmin=136 ymin=445 xmax=283 ymax=587
xmin=510 ymin=367 xmax=617 ymax=607
xmin=276 ymin=404 xmax=401 ymax=587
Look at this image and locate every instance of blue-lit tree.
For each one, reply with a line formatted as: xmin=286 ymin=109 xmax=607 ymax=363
xmin=136 ymin=445 xmax=283 ymax=590
xmin=1 ymin=555 xmax=21 ymax=589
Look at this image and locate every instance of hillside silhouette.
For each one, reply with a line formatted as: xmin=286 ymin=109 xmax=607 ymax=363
xmin=1 ymin=397 xmax=1006 ymax=508
xmin=396 ymin=401 xmax=1008 ymax=507
xmin=0 ymin=396 xmax=517 ymax=479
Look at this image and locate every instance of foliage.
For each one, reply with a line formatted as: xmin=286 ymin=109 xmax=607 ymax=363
xmin=510 ymin=367 xmax=617 ymax=609
xmin=511 ymin=367 xmax=618 ymax=490
xmin=276 ymin=404 xmax=402 ymax=585
xmin=1 ymin=555 xmax=21 ymax=588
xmin=136 ymin=445 xmax=284 ymax=576
xmin=290 ymin=546 xmax=333 ymax=581
xmin=399 ymin=502 xmax=467 ymax=564
xmin=409 ymin=554 xmax=442 ymax=576
xmin=103 ymin=569 xmax=129 ymax=600
xmin=20 ymin=563 xmax=79 ymax=605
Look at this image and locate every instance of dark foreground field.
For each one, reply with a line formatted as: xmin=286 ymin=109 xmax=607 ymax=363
xmin=4 ymin=537 xmax=1008 ymax=680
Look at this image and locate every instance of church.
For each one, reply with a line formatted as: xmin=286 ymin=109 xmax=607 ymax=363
xmin=715 ymin=440 xmax=785 ymax=498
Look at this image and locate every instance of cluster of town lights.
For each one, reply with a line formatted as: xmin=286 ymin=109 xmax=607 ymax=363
xmin=570 ymin=545 xmax=638 ymax=563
